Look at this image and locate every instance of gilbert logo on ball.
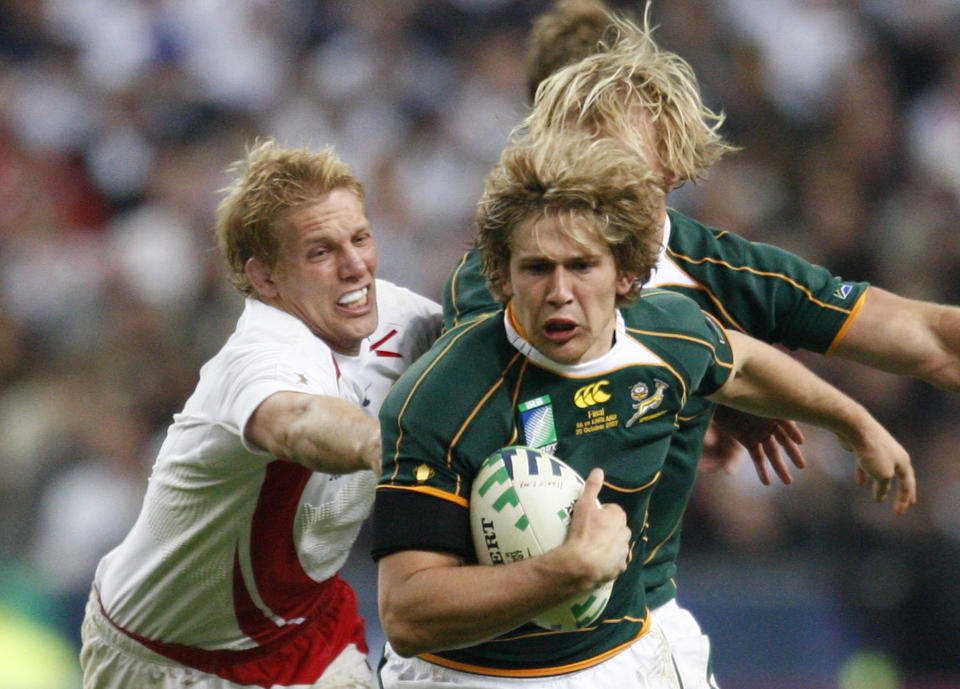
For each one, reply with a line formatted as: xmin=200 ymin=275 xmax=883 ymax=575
xmin=469 ymin=445 xmax=614 ymax=631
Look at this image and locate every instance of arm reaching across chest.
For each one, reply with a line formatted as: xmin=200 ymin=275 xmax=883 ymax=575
xmin=246 ymin=391 xmax=381 ymax=475
xmin=376 ymin=468 xmax=629 ymax=657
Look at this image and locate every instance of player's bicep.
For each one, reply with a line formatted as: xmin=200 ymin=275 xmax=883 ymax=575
xmin=372 ymin=487 xmax=472 ymax=561
xmin=245 ymin=391 xmax=304 ymax=452
xmin=246 ymin=391 xmax=379 ymax=473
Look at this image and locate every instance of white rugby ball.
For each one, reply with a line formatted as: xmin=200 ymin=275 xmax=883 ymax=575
xmin=469 ymin=445 xmax=614 ymax=631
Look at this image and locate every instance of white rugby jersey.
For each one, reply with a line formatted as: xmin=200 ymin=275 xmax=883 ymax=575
xmin=92 ymin=282 xmax=440 ymax=680
xmin=335 ymin=279 xmax=442 ymax=414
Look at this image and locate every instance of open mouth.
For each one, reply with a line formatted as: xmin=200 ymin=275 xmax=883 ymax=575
xmin=337 ymin=286 xmax=369 ymax=309
xmin=544 ymin=322 xmax=575 ymax=333
xmin=543 ymin=319 xmax=577 ymax=342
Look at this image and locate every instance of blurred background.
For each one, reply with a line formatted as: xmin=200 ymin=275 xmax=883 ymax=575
xmin=0 ymin=1 xmax=958 ymax=687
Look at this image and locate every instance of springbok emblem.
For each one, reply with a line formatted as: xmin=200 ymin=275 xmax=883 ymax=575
xmin=625 ymin=379 xmax=668 ymax=427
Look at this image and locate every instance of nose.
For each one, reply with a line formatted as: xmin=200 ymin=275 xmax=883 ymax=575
xmin=546 ymin=266 xmax=573 ymax=305
xmin=339 ymin=245 xmax=367 ymax=280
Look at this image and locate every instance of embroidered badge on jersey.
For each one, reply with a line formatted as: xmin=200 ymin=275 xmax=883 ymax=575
xmin=625 ymin=379 xmax=669 ymax=428
xmin=518 ymin=396 xmax=558 ymax=454
xmin=833 ymin=283 xmax=854 ymax=300
xmin=573 ymin=381 xmax=620 ymax=436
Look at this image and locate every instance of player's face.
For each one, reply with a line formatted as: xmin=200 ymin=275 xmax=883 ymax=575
xmin=503 ymin=214 xmax=633 ymax=365
xmin=252 ymin=188 xmax=378 ymax=355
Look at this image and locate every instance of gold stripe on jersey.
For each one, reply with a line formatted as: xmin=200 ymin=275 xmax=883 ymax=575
xmin=446 ymin=252 xmax=471 ymax=326
xmin=645 ymin=256 xmax=753 ymax=333
xmin=417 ymin=614 xmax=651 ymax=678
xmin=644 ymin=514 xmax=683 ymax=566
xmin=622 ymin=329 xmax=701 ymax=405
xmin=446 ymin=374 xmax=511 ymax=469
xmin=375 ymin=483 xmax=469 ymax=508
xmin=386 ymin=315 xmax=493 ymax=483
xmin=666 ymin=248 xmax=858 ymax=316
xmin=825 ymin=288 xmax=868 ymax=357
xmin=677 ymin=410 xmax=709 ymax=423
xmin=604 ymin=470 xmax=662 ymax=494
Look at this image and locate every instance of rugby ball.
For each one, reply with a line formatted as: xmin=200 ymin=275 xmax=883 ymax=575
xmin=469 ymin=445 xmax=614 ymax=631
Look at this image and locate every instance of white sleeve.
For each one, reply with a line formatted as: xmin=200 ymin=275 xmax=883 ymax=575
xmin=217 ymin=343 xmax=345 ymax=454
xmin=375 ymin=279 xmax=443 ymax=363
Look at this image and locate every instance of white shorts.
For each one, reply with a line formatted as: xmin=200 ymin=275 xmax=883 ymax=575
xmin=649 ymin=599 xmax=720 ymax=689
xmin=80 ymin=590 xmax=374 ymax=689
xmin=378 ymin=619 xmax=679 ymax=689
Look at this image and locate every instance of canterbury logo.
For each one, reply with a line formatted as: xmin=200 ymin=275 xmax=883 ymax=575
xmin=574 ymin=380 xmax=611 ymax=408
xmin=625 ymin=379 xmax=668 ymax=427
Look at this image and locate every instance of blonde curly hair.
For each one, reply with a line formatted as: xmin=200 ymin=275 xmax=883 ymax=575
xmin=521 ymin=2 xmax=737 ymax=186
xmin=477 ymin=130 xmax=664 ymax=305
xmin=215 ymin=138 xmax=365 ymax=295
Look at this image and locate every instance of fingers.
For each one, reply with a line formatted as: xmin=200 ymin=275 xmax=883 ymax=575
xmin=855 ymin=466 xmax=867 ymax=486
xmin=581 ymin=467 xmax=605 ymax=506
xmin=780 ymin=419 xmax=805 ymax=446
xmin=893 ymin=459 xmax=917 ymax=516
xmin=748 ymin=445 xmax=771 ymax=485
xmin=749 ymin=437 xmax=799 ymax=485
xmin=775 ymin=424 xmax=806 ymax=469
xmin=872 ymin=476 xmax=890 ymax=503
xmin=762 ymin=437 xmax=795 ymax=484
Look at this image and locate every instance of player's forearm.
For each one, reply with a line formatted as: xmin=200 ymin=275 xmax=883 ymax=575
xmin=248 ymin=392 xmax=381 ymax=474
xmin=714 ymin=332 xmax=879 ymax=445
xmin=378 ymin=549 xmax=595 ymax=657
xmin=835 ymin=287 xmax=960 ymax=391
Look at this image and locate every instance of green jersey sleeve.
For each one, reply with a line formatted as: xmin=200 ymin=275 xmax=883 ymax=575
xmin=662 ymin=210 xmax=869 ymax=354
xmin=442 ymin=248 xmax=501 ymax=331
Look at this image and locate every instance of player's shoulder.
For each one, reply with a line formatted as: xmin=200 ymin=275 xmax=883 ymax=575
xmin=626 ymin=288 xmax=709 ymax=330
xmin=380 ymin=311 xmax=510 ymax=430
xmin=203 ymin=300 xmax=340 ymax=398
xmin=230 ymin=297 xmax=336 ymax=360
xmin=418 ymin=310 xmax=505 ymax=373
xmin=386 ymin=312 xmax=505 ymax=392
xmin=624 ymin=289 xmax=728 ymax=353
xmin=375 ymin=278 xmax=441 ymax=317
xmin=665 ymin=208 xmax=744 ymax=252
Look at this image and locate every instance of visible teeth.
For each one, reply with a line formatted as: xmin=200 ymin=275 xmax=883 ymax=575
xmin=338 ymin=287 xmax=368 ymax=307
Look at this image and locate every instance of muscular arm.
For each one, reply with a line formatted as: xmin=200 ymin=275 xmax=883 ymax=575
xmin=711 ymin=331 xmax=916 ymax=514
xmin=246 ymin=391 xmax=381 ymax=475
xmin=377 ymin=469 xmax=629 ymax=657
xmin=834 ymin=286 xmax=960 ymax=391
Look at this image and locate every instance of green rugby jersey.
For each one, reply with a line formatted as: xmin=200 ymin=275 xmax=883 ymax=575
xmin=440 ymin=208 xmax=869 ymax=608
xmin=373 ymin=291 xmax=733 ymax=676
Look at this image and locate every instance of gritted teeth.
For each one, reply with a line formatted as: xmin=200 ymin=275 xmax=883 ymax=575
xmin=338 ymin=286 xmax=368 ymax=307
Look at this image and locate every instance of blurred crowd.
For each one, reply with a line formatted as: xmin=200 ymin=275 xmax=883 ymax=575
xmin=0 ymin=1 xmax=958 ymax=688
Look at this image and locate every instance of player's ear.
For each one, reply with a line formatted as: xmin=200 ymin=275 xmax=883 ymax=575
xmin=245 ymin=257 xmax=279 ymax=299
xmin=615 ymin=273 xmax=635 ymax=297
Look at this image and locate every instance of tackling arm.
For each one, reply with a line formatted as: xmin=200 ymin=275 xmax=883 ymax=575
xmin=377 ymin=469 xmax=629 ymax=657
xmin=833 ymin=286 xmax=960 ymax=392
xmin=246 ymin=391 xmax=381 ymax=475
xmin=710 ymin=331 xmax=917 ymax=514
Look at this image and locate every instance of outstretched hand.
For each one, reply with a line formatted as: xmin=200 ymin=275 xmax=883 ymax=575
xmin=703 ymin=406 xmax=806 ymax=485
xmin=838 ymin=433 xmax=917 ymax=515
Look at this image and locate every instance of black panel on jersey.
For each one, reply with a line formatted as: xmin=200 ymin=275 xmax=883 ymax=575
xmin=371 ymin=489 xmax=472 ymax=561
